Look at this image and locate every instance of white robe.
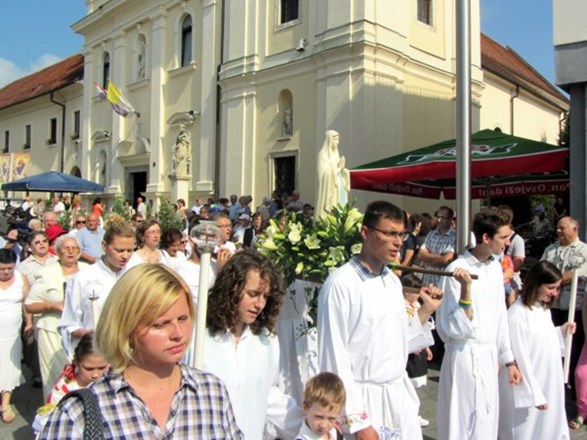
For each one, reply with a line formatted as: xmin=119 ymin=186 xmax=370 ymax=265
xmin=317 ymin=261 xmax=432 ymax=438
xmin=58 ymin=258 xmax=126 ymax=357
xmin=498 ymin=299 xmax=570 ymax=440
xmin=436 ymin=251 xmax=515 ymax=440
xmin=202 ymin=327 xmax=304 ymax=440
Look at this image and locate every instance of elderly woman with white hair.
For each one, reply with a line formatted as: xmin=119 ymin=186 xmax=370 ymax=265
xmin=25 ymin=235 xmax=89 ymax=400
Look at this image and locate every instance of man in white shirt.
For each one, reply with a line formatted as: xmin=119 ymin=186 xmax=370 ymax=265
xmin=136 ymin=196 xmax=147 ymax=217
xmin=52 ymin=196 xmax=65 ymax=217
xmin=318 ymin=200 xmax=442 ymax=439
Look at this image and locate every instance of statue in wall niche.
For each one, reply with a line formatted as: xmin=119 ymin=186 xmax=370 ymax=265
xmin=283 ymin=102 xmax=293 ymax=137
xmin=172 ymin=124 xmax=192 ymax=177
xmin=137 ymin=39 xmax=146 ymax=80
xmin=315 ymin=130 xmax=350 ymax=219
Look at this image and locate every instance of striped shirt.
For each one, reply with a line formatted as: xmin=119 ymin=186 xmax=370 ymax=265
xmin=39 ymin=363 xmax=244 ymax=439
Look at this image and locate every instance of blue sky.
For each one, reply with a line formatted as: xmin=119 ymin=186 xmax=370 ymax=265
xmin=0 ymin=0 xmax=556 ymax=88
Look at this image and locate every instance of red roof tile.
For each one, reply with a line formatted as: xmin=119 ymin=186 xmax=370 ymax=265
xmin=0 ymin=54 xmax=84 ymax=111
xmin=481 ymin=33 xmax=568 ymax=108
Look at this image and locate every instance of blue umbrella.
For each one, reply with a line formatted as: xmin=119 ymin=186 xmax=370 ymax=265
xmin=1 ymin=171 xmax=104 ymax=192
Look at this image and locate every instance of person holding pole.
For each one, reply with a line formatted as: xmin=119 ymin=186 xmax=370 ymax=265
xmin=498 ymin=260 xmax=574 ymax=438
xmin=318 ymin=200 xmax=443 ymax=439
xmin=436 ymin=207 xmax=522 ymax=440
xmin=541 ymin=216 xmax=587 ymax=397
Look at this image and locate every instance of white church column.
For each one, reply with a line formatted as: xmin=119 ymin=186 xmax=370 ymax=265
xmin=107 ymin=31 xmax=127 ymax=194
xmin=195 ymin=0 xmax=220 ymax=193
xmin=80 ymin=50 xmax=93 ymax=181
xmin=146 ymin=10 xmax=168 ymax=196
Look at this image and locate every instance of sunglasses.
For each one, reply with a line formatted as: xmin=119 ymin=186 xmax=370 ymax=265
xmin=76 ymin=220 xmax=86 ymax=224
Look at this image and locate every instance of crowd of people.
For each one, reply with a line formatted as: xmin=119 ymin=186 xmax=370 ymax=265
xmin=0 ymin=191 xmax=584 ymax=439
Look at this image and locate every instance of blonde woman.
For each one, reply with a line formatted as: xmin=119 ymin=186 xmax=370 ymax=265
xmin=40 ymin=264 xmax=243 ymax=438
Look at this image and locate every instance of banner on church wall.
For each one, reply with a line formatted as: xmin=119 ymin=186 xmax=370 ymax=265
xmin=0 ymin=154 xmax=11 ymax=183
xmin=11 ymin=152 xmax=30 ymax=181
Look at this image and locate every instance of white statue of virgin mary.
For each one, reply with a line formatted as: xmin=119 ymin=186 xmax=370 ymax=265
xmin=315 ymin=130 xmax=350 ymax=219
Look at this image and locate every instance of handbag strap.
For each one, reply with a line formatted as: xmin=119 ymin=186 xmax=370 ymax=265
xmin=58 ymin=388 xmax=105 ymax=440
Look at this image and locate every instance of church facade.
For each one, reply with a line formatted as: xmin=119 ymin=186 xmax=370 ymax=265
xmin=0 ymin=0 xmax=568 ymax=213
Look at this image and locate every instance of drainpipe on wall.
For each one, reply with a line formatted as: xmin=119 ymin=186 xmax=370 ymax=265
xmin=50 ymin=92 xmax=66 ymax=173
xmin=214 ymin=1 xmax=226 ymax=198
xmin=510 ymin=85 xmax=520 ymax=135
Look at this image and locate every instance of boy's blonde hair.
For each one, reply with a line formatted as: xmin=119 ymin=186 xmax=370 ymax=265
xmin=95 ymin=264 xmax=194 ymax=373
xmin=303 ymin=372 xmax=346 ymax=412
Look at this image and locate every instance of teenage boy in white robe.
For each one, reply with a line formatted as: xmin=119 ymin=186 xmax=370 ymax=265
xmin=436 ymin=207 xmax=523 ymax=440
xmin=318 ymin=200 xmax=443 ymax=440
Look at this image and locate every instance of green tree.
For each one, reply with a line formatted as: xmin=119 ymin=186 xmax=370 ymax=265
xmin=110 ymin=195 xmax=133 ymax=223
xmin=157 ymin=198 xmax=183 ymax=231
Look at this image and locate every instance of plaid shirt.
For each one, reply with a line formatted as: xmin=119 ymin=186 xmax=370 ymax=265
xmin=420 ymin=228 xmax=456 ymax=286
xmin=39 ymin=363 xmax=244 ymax=439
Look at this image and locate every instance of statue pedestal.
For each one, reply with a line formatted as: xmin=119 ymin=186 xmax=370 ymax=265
xmin=168 ymin=174 xmax=191 ymax=203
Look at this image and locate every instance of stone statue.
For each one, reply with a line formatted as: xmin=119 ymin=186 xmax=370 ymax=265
xmin=137 ymin=38 xmax=146 ymax=80
xmin=315 ymin=130 xmax=350 ymax=219
xmin=283 ymin=103 xmax=293 ymax=137
xmin=172 ymin=124 xmax=192 ymax=177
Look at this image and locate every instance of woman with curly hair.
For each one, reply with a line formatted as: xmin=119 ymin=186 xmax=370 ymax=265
xmin=203 ymin=250 xmax=304 ymax=439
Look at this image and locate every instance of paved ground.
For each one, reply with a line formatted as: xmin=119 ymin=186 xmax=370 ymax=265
xmin=2 ymin=362 xmax=587 ymax=439
xmin=0 ymin=368 xmax=43 ymax=440
xmin=418 ymin=361 xmax=587 ymax=440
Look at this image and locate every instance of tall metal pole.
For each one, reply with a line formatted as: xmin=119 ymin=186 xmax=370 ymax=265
xmin=456 ymin=0 xmax=472 ymax=254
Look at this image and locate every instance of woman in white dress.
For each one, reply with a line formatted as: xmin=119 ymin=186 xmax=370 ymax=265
xmin=0 ymin=248 xmax=32 ymax=424
xmin=498 ymin=260 xmax=574 ymax=439
xmin=202 ymin=251 xmax=304 ymax=439
xmin=25 ymin=235 xmax=89 ymax=400
xmin=126 ymin=219 xmax=166 ymax=269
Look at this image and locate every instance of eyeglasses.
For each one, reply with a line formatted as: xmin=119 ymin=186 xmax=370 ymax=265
xmin=76 ymin=220 xmax=86 ymax=225
xmin=365 ymin=224 xmax=404 ymax=239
